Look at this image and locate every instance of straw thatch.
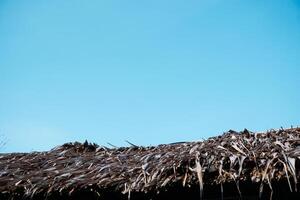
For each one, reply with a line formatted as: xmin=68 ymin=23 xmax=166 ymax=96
xmin=0 ymin=128 xmax=300 ymax=200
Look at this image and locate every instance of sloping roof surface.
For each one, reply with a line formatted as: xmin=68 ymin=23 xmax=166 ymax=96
xmin=0 ymin=128 xmax=300 ymax=199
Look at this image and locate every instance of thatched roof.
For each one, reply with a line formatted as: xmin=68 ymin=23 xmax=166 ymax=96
xmin=1 ymin=128 xmax=300 ymax=200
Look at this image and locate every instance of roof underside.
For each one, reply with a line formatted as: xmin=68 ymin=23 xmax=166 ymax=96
xmin=1 ymin=128 xmax=300 ymax=199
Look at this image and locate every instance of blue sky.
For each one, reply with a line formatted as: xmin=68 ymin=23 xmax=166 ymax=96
xmin=0 ymin=0 xmax=299 ymax=152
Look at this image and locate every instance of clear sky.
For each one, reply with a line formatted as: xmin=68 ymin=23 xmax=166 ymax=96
xmin=0 ymin=0 xmax=299 ymax=153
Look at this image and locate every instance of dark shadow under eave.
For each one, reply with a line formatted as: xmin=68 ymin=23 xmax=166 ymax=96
xmin=1 ymin=180 xmax=300 ymax=200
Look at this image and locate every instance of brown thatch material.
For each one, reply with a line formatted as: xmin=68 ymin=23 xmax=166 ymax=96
xmin=1 ymin=128 xmax=300 ymax=200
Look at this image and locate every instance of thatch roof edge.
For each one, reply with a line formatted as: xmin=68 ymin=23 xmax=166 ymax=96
xmin=1 ymin=127 xmax=300 ymax=199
